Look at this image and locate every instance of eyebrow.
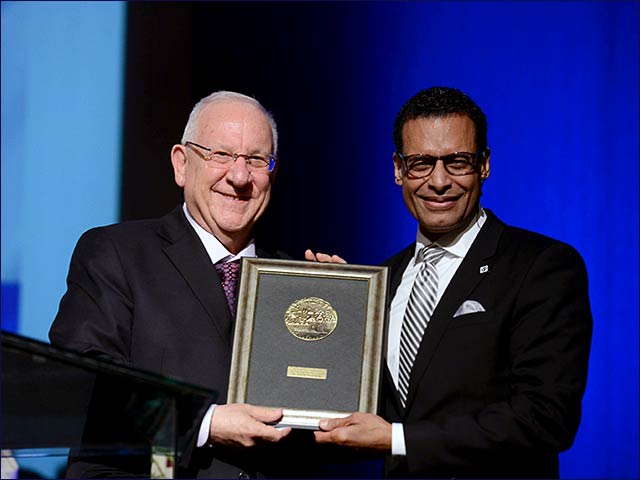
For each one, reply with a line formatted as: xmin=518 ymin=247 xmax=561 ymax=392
xmin=213 ymin=144 xmax=270 ymax=155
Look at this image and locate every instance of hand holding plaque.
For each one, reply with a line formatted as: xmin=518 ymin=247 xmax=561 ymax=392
xmin=209 ymin=404 xmax=291 ymax=448
xmin=314 ymin=412 xmax=392 ymax=452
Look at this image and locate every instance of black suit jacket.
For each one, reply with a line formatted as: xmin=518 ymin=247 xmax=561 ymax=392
xmin=49 ymin=206 xmax=289 ymax=478
xmin=380 ymin=210 xmax=592 ymax=478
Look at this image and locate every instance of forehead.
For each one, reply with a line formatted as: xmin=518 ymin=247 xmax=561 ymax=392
xmin=196 ymin=101 xmax=271 ymax=142
xmin=402 ymin=115 xmax=476 ymax=153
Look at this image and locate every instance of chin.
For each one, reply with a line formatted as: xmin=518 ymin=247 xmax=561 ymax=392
xmin=219 ymin=222 xmax=250 ymax=234
xmin=421 ymin=219 xmax=465 ymax=237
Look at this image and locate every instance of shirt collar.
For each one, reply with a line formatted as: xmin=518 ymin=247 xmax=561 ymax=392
xmin=182 ymin=203 xmax=256 ymax=264
xmin=413 ymin=207 xmax=487 ymax=264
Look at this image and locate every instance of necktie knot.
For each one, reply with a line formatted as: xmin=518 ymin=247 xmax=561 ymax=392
xmin=215 ymin=260 xmax=241 ymax=314
xmin=421 ymin=245 xmax=446 ymax=266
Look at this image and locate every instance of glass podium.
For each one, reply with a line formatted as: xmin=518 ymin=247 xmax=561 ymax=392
xmin=1 ymin=332 xmax=217 ymax=478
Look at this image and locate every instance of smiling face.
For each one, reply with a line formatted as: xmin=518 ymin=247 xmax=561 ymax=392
xmin=394 ymin=115 xmax=490 ymax=240
xmin=171 ymin=100 xmax=275 ymax=253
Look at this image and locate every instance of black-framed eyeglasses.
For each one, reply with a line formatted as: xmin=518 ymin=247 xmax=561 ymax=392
xmin=396 ymin=151 xmax=484 ymax=179
xmin=184 ymin=141 xmax=277 ymax=173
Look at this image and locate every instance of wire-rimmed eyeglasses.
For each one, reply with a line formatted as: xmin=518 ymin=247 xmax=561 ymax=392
xmin=184 ymin=141 xmax=277 ymax=173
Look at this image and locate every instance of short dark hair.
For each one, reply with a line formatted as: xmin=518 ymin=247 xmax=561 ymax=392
xmin=393 ymin=86 xmax=488 ymax=154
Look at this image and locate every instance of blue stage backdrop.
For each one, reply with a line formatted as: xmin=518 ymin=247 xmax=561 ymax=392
xmin=1 ymin=2 xmax=637 ymax=478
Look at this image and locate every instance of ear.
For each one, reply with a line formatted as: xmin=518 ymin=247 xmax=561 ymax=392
xmin=479 ymin=147 xmax=491 ymax=182
xmin=393 ymin=153 xmax=404 ymax=185
xmin=269 ymin=161 xmax=278 ymax=185
xmin=171 ymin=144 xmax=188 ymax=188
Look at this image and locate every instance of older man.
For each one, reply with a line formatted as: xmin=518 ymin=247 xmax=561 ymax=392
xmin=314 ymin=87 xmax=593 ymax=478
xmin=50 ymin=91 xmax=291 ymax=477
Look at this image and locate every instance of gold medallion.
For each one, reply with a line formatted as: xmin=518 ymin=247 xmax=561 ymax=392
xmin=284 ymin=297 xmax=338 ymax=341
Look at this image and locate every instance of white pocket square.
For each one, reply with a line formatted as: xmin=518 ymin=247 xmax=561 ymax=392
xmin=453 ymin=300 xmax=486 ymax=317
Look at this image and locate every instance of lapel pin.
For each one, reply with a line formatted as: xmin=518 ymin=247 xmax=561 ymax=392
xmin=479 ymin=265 xmax=489 ymax=274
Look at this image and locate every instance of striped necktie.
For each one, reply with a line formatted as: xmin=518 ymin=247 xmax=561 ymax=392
xmin=398 ymin=245 xmax=446 ymax=407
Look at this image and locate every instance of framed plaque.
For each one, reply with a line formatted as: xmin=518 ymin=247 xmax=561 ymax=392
xmin=227 ymin=258 xmax=388 ymax=429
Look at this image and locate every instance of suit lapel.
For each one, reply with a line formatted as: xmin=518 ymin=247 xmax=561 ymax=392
xmin=158 ymin=207 xmax=234 ymax=344
xmin=387 ymin=244 xmax=416 ymax=305
xmin=403 ymin=212 xmax=505 ymax=413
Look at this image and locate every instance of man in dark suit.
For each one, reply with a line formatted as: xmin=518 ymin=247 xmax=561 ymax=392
xmin=314 ymin=87 xmax=593 ymax=478
xmin=49 ymin=91 xmax=293 ymax=477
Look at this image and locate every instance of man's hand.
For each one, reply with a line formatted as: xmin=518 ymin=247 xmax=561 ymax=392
xmin=314 ymin=413 xmax=392 ymax=453
xmin=304 ymin=249 xmax=347 ymax=263
xmin=209 ymin=403 xmax=292 ymax=448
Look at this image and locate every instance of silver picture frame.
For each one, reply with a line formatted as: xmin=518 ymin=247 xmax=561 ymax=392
xmin=228 ymin=258 xmax=388 ymax=429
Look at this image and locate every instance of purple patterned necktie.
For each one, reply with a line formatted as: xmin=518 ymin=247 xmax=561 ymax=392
xmin=215 ymin=260 xmax=241 ymax=315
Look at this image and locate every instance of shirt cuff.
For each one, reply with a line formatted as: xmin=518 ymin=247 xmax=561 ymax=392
xmin=197 ymin=403 xmax=217 ymax=447
xmin=391 ymin=422 xmax=407 ymax=456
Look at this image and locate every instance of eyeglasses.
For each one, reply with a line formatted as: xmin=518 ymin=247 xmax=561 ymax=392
xmin=184 ymin=141 xmax=277 ymax=173
xmin=396 ymin=151 xmax=484 ymax=179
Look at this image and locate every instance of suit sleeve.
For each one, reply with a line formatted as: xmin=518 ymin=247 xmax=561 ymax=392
xmin=402 ymin=242 xmax=593 ymax=474
xmin=49 ymin=227 xmax=134 ymax=363
xmin=49 ymin=228 xmax=217 ymax=476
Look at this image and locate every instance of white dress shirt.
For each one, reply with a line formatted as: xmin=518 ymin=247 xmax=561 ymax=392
xmin=182 ymin=204 xmax=258 ymax=448
xmin=183 ymin=203 xmax=256 ymax=264
xmin=388 ymin=208 xmax=486 ymax=455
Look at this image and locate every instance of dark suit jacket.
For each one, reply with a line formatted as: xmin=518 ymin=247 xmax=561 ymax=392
xmin=380 ymin=210 xmax=592 ymax=478
xmin=49 ymin=206 xmax=289 ymax=478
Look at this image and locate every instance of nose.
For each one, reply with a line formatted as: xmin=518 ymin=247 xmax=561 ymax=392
xmin=225 ymin=156 xmax=252 ymax=186
xmin=427 ymin=159 xmax=452 ymax=192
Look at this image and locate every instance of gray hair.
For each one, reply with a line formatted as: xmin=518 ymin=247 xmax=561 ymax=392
xmin=181 ymin=91 xmax=278 ymax=155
